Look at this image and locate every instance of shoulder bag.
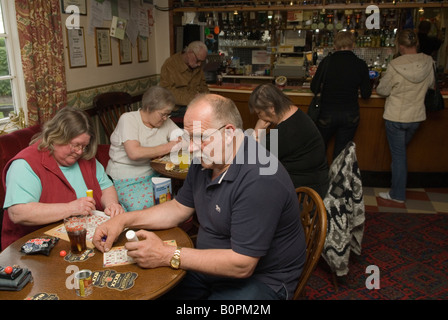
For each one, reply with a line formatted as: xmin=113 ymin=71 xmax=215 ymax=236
xmin=425 ymin=63 xmax=445 ymax=112
xmin=308 ymin=54 xmax=331 ymax=122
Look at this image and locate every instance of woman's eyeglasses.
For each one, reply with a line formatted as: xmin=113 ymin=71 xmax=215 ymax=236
xmin=69 ymin=143 xmax=88 ymax=153
xmin=158 ymin=111 xmax=172 ymax=119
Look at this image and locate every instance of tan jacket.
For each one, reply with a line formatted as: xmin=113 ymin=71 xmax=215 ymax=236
xmin=159 ymin=52 xmax=209 ymax=106
xmin=376 ymin=53 xmax=434 ymax=123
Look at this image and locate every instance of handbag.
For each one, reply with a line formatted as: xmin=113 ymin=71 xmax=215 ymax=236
xmin=308 ymin=54 xmax=331 ymax=122
xmin=425 ymin=63 xmax=445 ymax=112
xmin=308 ymin=94 xmax=321 ymax=122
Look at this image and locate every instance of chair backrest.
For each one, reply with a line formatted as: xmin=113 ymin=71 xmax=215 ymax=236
xmin=0 ymin=125 xmax=42 ymax=249
xmin=92 ymin=92 xmax=132 ymax=139
xmin=293 ymin=186 xmax=327 ymax=299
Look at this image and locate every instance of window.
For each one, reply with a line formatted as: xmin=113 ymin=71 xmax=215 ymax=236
xmin=0 ymin=0 xmax=26 ymax=124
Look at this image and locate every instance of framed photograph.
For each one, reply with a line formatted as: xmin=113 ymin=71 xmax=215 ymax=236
xmin=66 ymin=27 xmax=87 ymax=68
xmin=95 ymin=28 xmax=112 ymax=66
xmin=138 ymin=36 xmax=149 ymax=62
xmin=61 ymin=0 xmax=87 ymax=15
xmin=119 ymin=36 xmax=132 ymax=64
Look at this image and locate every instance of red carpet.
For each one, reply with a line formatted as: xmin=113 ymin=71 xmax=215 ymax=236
xmin=303 ymin=211 xmax=448 ymax=300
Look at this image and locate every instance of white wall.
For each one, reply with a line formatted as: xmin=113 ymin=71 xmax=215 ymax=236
xmin=63 ymin=0 xmax=170 ymax=92
xmin=153 ymin=0 xmax=171 ymax=73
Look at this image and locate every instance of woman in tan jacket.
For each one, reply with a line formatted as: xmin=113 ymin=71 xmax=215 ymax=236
xmin=376 ymin=29 xmax=434 ymax=203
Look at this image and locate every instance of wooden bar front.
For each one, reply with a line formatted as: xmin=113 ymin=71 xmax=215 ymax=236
xmin=209 ymin=85 xmax=448 ymax=173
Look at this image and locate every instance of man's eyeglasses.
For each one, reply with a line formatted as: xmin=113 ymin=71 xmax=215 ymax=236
xmin=182 ymin=125 xmax=226 ymax=146
xmin=70 ymin=143 xmax=88 ymax=153
xmin=191 ymin=50 xmax=206 ymax=64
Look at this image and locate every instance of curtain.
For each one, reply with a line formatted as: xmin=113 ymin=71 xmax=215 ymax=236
xmin=15 ymin=0 xmax=67 ymax=125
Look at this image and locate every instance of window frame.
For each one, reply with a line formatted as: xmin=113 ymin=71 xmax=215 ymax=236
xmin=0 ymin=0 xmax=27 ymax=126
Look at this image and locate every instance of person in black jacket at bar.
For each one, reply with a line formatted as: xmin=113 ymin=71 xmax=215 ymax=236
xmin=417 ymin=20 xmax=443 ymax=59
xmin=311 ymin=31 xmax=372 ymax=160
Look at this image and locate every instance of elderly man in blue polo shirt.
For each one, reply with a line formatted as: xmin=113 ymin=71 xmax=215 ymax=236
xmin=93 ymin=94 xmax=306 ymax=300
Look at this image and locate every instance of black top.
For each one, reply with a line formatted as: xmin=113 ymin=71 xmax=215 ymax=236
xmin=267 ymin=108 xmax=329 ymax=198
xmin=311 ymin=50 xmax=372 ymax=113
xmin=418 ymin=33 xmax=442 ymax=56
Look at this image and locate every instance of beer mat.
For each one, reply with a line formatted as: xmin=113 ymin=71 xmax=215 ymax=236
xmin=63 ymin=248 xmax=95 ymax=262
xmin=45 ymin=212 xmax=110 ymax=248
xmin=92 ymin=269 xmax=138 ymax=291
xmin=25 ymin=293 xmax=59 ymax=300
xmin=103 ymin=240 xmax=177 ymax=267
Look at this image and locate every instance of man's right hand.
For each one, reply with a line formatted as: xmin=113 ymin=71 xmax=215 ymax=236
xmin=92 ymin=216 xmax=125 ymax=253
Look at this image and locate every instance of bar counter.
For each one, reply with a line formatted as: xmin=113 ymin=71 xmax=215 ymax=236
xmin=208 ymin=83 xmax=448 ymax=173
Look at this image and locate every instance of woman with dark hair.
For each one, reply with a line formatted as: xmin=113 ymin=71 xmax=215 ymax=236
xmin=376 ymin=29 xmax=434 ymax=203
xmin=249 ymin=83 xmax=329 ymax=198
xmin=2 ymin=106 xmax=124 ymax=249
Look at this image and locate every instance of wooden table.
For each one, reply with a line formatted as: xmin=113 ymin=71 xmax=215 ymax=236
xmin=0 ymin=224 xmax=193 ymax=300
xmin=150 ymin=159 xmax=188 ymax=180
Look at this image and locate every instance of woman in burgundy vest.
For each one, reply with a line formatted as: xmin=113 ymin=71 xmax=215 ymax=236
xmin=1 ymin=107 xmax=124 ymax=250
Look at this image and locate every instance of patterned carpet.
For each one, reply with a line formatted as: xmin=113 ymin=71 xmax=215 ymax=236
xmin=303 ymin=209 xmax=448 ymax=300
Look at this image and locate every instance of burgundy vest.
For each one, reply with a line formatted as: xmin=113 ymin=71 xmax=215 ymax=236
xmin=1 ymin=143 xmax=103 ymax=249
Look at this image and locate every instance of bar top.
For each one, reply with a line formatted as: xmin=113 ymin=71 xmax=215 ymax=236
xmin=209 ymin=83 xmax=384 ymax=97
xmin=208 ymin=83 xmax=448 ymax=98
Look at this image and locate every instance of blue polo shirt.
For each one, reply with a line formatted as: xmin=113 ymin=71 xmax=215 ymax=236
xmin=176 ymin=136 xmax=306 ymax=298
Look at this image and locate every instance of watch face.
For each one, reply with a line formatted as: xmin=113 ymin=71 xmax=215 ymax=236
xmin=171 ymin=258 xmax=180 ymax=269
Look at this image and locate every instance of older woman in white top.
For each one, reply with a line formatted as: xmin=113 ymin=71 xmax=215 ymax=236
xmin=106 ymin=86 xmax=182 ymax=211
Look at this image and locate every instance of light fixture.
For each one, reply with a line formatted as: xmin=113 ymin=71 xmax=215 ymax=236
xmin=419 ymin=7 xmax=424 ymax=14
xmin=234 ymin=10 xmax=238 ymax=15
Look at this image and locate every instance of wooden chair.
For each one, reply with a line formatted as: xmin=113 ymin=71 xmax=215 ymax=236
xmin=92 ymin=92 xmax=133 ymax=139
xmin=293 ymin=187 xmax=327 ymax=299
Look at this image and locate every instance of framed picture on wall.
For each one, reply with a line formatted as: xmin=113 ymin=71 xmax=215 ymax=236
xmin=61 ymin=0 xmax=87 ymax=15
xmin=119 ymin=36 xmax=132 ymax=64
xmin=138 ymin=36 xmax=149 ymax=62
xmin=66 ymin=27 xmax=87 ymax=68
xmin=95 ymin=28 xmax=112 ymax=66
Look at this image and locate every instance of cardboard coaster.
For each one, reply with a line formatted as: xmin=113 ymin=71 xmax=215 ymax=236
xmin=64 ymin=248 xmax=95 ymax=262
xmin=25 ymin=292 xmax=59 ymax=300
xmin=91 ymin=269 xmax=138 ymax=291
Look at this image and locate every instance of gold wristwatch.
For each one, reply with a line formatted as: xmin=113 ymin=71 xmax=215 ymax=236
xmin=170 ymin=247 xmax=182 ymax=269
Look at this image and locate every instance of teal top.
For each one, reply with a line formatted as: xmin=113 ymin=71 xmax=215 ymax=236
xmin=3 ymin=159 xmax=112 ymax=209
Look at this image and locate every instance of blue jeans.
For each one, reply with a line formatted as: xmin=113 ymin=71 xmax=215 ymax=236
xmin=385 ymin=120 xmax=421 ymax=201
xmin=162 ymin=271 xmax=287 ymax=300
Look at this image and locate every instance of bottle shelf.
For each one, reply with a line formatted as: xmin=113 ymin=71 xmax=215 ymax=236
xmin=172 ymin=1 xmax=448 ymax=13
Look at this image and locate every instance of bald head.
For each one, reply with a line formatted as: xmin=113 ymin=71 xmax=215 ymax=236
xmin=185 ymin=94 xmax=243 ymax=130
